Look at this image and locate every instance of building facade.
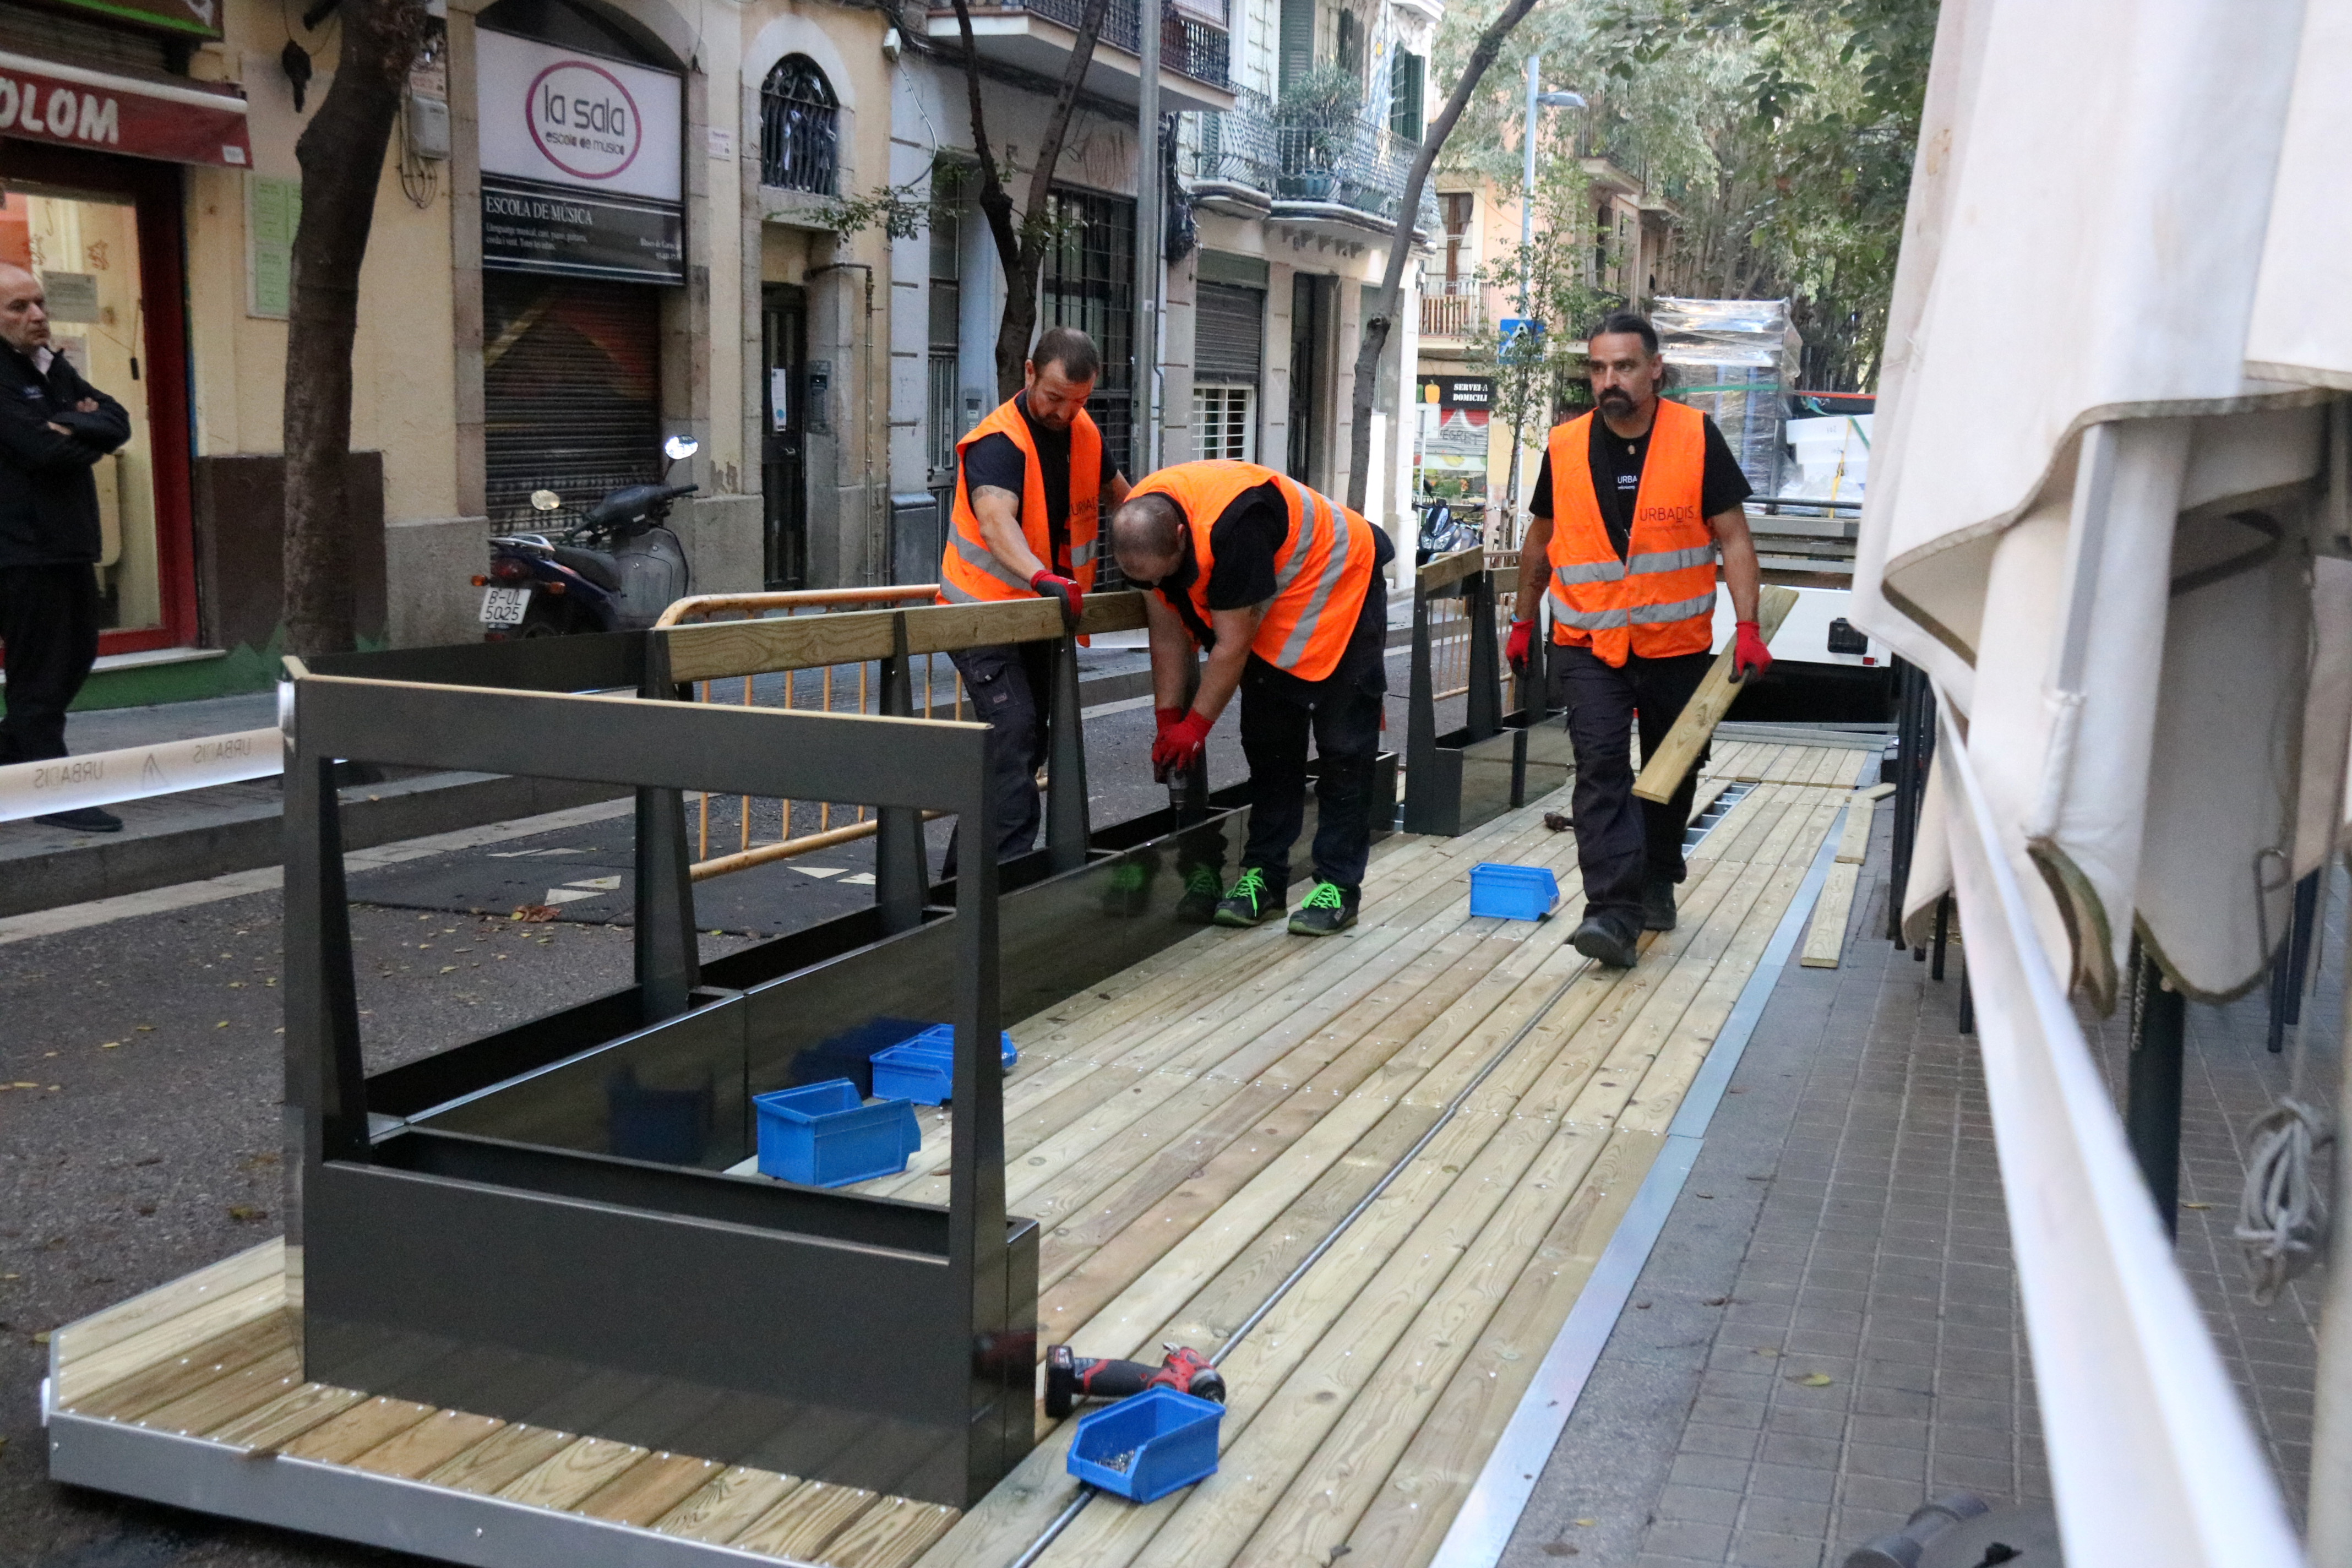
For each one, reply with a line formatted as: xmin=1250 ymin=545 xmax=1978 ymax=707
xmin=0 ymin=0 xmax=1431 ymax=709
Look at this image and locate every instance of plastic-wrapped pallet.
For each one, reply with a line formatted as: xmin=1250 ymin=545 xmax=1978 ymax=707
xmin=1651 ymin=297 xmax=1801 ymax=497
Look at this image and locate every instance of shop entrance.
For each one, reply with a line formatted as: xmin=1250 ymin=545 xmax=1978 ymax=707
xmin=481 ymin=272 xmax=662 ymax=531
xmin=0 ymin=143 xmax=193 ymax=655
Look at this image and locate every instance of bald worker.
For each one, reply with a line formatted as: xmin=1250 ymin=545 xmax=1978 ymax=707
xmin=0 ymin=262 xmax=131 ymax=831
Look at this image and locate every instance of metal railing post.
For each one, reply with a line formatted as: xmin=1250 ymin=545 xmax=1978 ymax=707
xmin=1046 ymin=627 xmax=1092 ymax=872
xmin=1465 ymin=569 xmax=1502 ymax=743
xmin=875 ymin=612 xmax=928 ymax=932
xmin=2126 ymin=939 xmax=2186 ymax=1242
xmin=1402 ymin=572 xmax=1441 ymax=833
xmin=634 ymin=634 xmax=701 ymax=1022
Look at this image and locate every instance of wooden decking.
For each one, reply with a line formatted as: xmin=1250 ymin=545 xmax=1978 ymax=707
xmin=46 ymin=741 xmax=1871 ymax=1568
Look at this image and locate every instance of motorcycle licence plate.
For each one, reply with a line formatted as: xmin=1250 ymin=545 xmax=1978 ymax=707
xmin=479 ymin=586 xmax=531 ymax=626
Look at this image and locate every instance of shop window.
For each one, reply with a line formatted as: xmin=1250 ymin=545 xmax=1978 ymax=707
xmin=0 ymin=188 xmax=160 ymax=635
xmin=1194 ymin=386 xmax=1255 ymax=462
xmin=760 ymin=56 xmax=839 ymax=194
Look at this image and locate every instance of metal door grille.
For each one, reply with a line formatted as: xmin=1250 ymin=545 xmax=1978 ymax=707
xmin=482 ymin=273 xmax=661 ymax=530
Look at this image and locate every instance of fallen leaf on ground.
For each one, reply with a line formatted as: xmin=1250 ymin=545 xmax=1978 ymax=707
xmin=2183 ymin=1201 xmax=2213 ymax=1210
xmin=511 ymin=904 xmax=561 ymax=923
xmin=1574 ymin=1517 xmax=1597 ymax=1527
xmin=227 ymin=1205 xmax=264 ymax=1223
xmin=31 ymin=1331 xmax=50 ymax=1345
xmin=1543 ymin=813 xmax=1572 ymax=832
xmin=1754 ymin=1347 xmax=1781 ymax=1358
xmin=1796 ymin=1373 xmax=1833 ymax=1387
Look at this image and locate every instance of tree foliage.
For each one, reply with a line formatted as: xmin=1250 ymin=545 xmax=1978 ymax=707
xmin=1434 ymin=0 xmax=1936 ymax=390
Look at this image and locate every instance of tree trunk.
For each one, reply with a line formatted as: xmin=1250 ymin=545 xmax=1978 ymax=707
xmin=1343 ymin=0 xmax=1545 ymax=519
xmin=281 ymin=0 xmax=426 ymax=658
xmin=948 ymin=0 xmax=1112 ymax=401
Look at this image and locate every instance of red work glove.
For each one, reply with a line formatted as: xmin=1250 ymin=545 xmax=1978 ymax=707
xmin=1030 ymin=568 xmax=1084 ymax=631
xmin=1151 ymin=710 xmax=1213 ymax=774
xmin=1732 ymin=619 xmax=1774 ymax=682
xmin=1154 ymin=706 xmax=1186 ymax=742
xmin=1505 ymin=618 xmax=1535 ymax=673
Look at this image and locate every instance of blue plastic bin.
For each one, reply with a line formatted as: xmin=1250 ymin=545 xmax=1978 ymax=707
xmin=1066 ymin=1386 xmax=1223 ymax=1502
xmin=869 ymin=1023 xmax=1019 ymax=1107
xmin=1468 ymin=862 xmax=1560 ymax=921
xmin=753 ymin=1080 xmax=920 ymax=1186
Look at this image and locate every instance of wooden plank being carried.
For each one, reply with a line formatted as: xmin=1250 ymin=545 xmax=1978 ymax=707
xmin=661 ymin=592 xmax=1150 ymax=683
xmin=1631 ymin=584 xmax=1800 ymax=803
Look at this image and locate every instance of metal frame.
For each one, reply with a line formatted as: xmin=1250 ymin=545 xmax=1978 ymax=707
xmin=282 ymin=662 xmax=1028 ymax=1506
xmin=1404 ymin=549 xmax=1566 ymax=837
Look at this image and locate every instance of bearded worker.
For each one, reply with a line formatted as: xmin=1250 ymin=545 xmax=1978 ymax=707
xmin=1109 ymin=461 xmax=1394 ymax=936
xmin=938 ymin=326 xmax=1131 ymax=868
xmin=1508 ymin=311 xmax=1772 ymax=970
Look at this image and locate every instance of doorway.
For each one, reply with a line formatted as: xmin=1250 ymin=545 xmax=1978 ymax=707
xmin=0 ymin=143 xmax=193 ymax=656
xmin=761 ymin=282 xmax=808 ymax=590
xmin=1287 ymin=273 xmax=1325 ymax=485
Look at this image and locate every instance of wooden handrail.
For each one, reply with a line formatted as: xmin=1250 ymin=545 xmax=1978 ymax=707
xmin=657 ymin=591 xmax=1151 ymax=684
xmin=1415 ymin=546 xmax=1486 ymax=592
xmin=652 ymin=584 xmax=941 ymax=628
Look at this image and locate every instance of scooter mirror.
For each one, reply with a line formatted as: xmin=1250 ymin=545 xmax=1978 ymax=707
xmin=663 ymin=434 xmax=700 ymax=462
xmin=529 ymin=489 xmax=563 ymax=513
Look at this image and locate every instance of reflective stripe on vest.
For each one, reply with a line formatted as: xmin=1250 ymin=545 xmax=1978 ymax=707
xmin=1542 ymin=400 xmax=1718 ymax=667
xmin=936 ymin=396 xmax=1103 ymax=609
xmin=1127 ymin=460 xmax=1377 ymax=684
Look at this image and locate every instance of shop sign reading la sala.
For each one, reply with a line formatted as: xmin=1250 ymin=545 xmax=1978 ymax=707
xmin=476 ymin=28 xmax=684 ymax=283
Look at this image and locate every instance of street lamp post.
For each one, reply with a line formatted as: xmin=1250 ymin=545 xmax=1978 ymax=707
xmin=1498 ymin=55 xmax=1584 ymax=546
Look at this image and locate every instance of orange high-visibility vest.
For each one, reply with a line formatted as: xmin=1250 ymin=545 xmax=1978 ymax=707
xmin=937 ymin=396 xmax=1102 ymax=606
xmin=1543 ymin=399 xmax=1718 ymax=666
xmin=1129 ymin=460 xmax=1376 ymax=684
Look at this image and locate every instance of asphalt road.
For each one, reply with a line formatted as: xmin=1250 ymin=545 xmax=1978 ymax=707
xmin=0 ymin=688 xmax=1340 ymax=1567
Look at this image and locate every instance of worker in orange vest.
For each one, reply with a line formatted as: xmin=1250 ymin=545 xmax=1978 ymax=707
xmin=938 ymin=326 xmax=1131 ymax=869
xmin=1109 ymin=460 xmax=1393 ymax=936
xmin=1508 ymin=312 xmax=1771 ymax=969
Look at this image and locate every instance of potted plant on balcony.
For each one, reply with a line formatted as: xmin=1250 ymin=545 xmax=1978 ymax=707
xmin=1276 ymin=64 xmax=1359 ymax=202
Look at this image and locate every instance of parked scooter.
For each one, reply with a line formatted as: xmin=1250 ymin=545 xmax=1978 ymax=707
xmin=1415 ymin=496 xmax=1480 ymax=565
xmin=476 ymin=434 xmax=701 ymax=639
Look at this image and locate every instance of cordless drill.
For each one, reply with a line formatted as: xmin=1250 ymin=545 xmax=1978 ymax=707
xmin=1044 ymin=1343 xmax=1227 ymax=1419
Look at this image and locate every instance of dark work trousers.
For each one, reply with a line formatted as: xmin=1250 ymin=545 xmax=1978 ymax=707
xmin=941 ymin=639 xmax=1054 ymax=875
xmin=0 ymin=563 xmax=100 ymax=765
xmin=1550 ymin=642 xmax=1711 ymax=929
xmin=1237 ymin=654 xmax=1385 ymax=896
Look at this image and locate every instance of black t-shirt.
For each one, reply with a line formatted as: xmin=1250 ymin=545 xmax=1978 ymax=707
xmin=960 ymin=392 xmax=1120 ymax=574
xmin=1153 ymin=481 xmax=1396 ymax=699
xmin=1528 ymin=409 xmax=1752 ymax=560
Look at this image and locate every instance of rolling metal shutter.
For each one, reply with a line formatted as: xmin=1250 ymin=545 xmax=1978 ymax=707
xmin=482 ymin=273 xmax=661 ymax=529
xmin=1195 ymin=282 xmax=1264 ymax=383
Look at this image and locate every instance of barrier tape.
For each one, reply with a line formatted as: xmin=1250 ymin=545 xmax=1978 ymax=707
xmin=0 ymin=728 xmax=282 ymax=823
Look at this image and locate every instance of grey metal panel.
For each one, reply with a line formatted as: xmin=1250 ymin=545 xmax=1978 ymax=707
xmin=303 ymin=631 xmax=645 ymax=694
xmin=45 ymin=1411 xmax=823 ymax=1568
xmin=291 ymin=676 xmax=987 ymax=812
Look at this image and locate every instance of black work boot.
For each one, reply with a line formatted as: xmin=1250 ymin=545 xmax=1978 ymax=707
xmin=1642 ymin=876 xmax=1677 ymax=932
xmin=1569 ymin=911 xmax=1640 ymax=968
xmin=1287 ymin=880 xmax=1359 ymax=936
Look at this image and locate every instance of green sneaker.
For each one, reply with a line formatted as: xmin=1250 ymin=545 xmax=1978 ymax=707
xmin=1287 ymin=880 xmax=1359 ymax=937
xmin=1213 ymin=866 xmax=1282 ymax=927
xmin=1175 ymin=864 xmax=1223 ymax=924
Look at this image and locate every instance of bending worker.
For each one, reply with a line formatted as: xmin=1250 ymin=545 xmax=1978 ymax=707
xmin=1109 ymin=459 xmax=1393 ymax=937
xmin=938 ymin=326 xmax=1130 ymax=867
xmin=1509 ymin=311 xmax=1770 ymax=970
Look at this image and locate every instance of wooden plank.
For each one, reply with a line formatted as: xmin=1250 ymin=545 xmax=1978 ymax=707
xmin=1415 ymin=546 xmax=1484 ymax=592
xmin=347 ymin=1410 xmax=510 ymax=1480
xmin=1338 ymin=1127 xmax=1668 ymax=1568
xmin=1836 ymin=794 xmax=1876 ymax=863
xmin=132 ymin=1345 xmax=303 ymax=1437
xmin=654 ymin=1465 xmax=803 ymax=1542
xmin=498 ymin=1435 xmax=652 ymax=1511
xmin=205 ymin=1382 xmax=366 ymax=1453
xmin=729 ymin=1479 xmax=880 ymax=1561
xmin=281 ymin=1396 xmax=439 ymax=1466
xmin=52 ymin=1238 xmax=283 ymax=1385
xmin=57 ymin=1272 xmax=286 ymax=1409
xmin=661 ymin=612 xmax=896 ymax=684
xmin=1632 ymin=585 xmax=1800 ymax=804
xmin=1800 ymin=859 xmax=1861 ymax=968
xmin=67 ymin=1308 xmax=297 ymax=1420
xmin=1862 ymin=779 xmax=1896 ymax=799
xmin=424 ymin=1423 xmax=580 ymax=1495
xmin=824 ymin=1498 xmax=961 ymax=1568
xmin=577 ymin=1453 xmax=727 ymax=1526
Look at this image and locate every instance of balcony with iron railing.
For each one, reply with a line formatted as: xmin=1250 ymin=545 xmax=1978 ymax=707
xmin=1419 ymin=277 xmax=1484 ymax=339
xmin=1182 ymin=88 xmax=1439 ymax=238
xmin=928 ymin=0 xmax=1233 ymax=112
